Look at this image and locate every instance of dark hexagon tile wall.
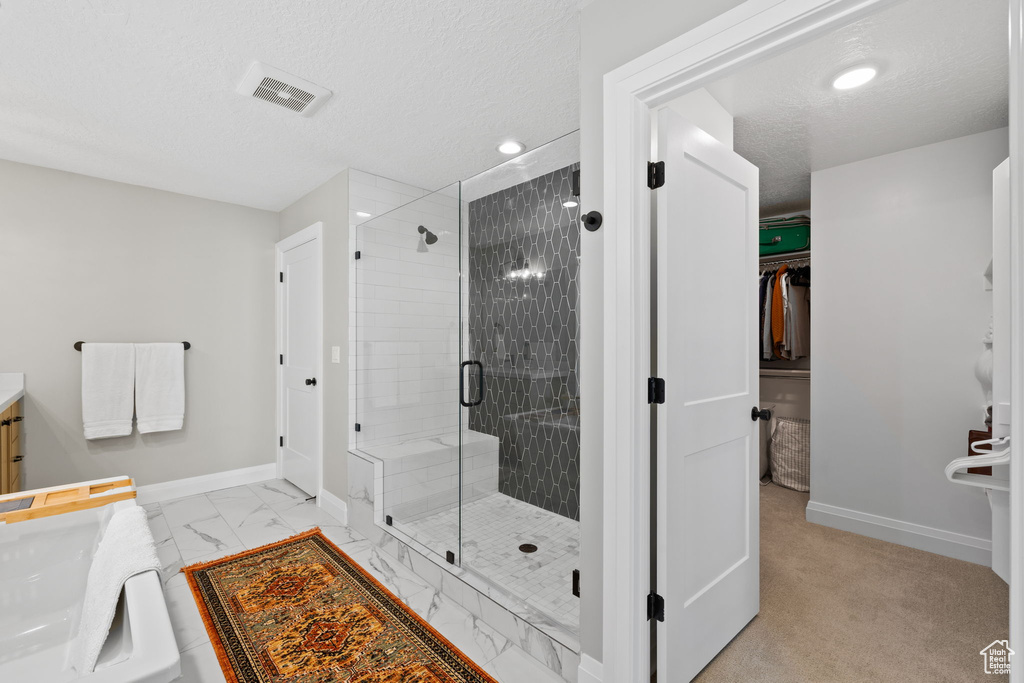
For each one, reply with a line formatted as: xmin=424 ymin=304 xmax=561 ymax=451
xmin=468 ymin=164 xmax=581 ymax=521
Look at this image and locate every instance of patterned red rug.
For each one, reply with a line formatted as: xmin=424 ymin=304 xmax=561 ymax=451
xmin=182 ymin=528 xmax=497 ymax=683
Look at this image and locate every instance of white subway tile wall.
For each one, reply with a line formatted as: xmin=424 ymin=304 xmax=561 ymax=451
xmin=348 ymin=171 xmax=469 ymax=452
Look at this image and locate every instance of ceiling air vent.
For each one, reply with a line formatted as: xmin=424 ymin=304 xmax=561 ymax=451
xmin=236 ymin=62 xmax=331 ymax=117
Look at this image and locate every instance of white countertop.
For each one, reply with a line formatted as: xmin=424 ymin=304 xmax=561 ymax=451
xmin=0 ymin=373 xmax=24 ymax=413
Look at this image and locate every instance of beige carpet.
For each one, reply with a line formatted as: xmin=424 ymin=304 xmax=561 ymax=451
xmin=692 ymin=483 xmax=1009 ymax=682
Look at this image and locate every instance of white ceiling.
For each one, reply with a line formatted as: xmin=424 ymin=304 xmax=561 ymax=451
xmin=704 ymin=0 xmax=1008 ymax=216
xmin=0 ymin=1 xmax=582 ymax=211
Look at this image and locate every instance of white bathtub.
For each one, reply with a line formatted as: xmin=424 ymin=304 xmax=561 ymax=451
xmin=0 ymin=481 xmax=180 ymax=682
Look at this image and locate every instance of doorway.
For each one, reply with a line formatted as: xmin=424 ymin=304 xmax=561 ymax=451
xmin=601 ymin=0 xmax=1024 ymax=681
xmin=276 ymin=222 xmax=323 ymax=498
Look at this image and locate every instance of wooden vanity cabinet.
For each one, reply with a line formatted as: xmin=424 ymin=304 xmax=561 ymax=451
xmin=1 ymin=399 xmax=22 ymax=495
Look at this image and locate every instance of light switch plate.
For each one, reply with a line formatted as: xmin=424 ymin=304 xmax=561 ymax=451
xmin=331 ymin=346 xmax=341 ymax=363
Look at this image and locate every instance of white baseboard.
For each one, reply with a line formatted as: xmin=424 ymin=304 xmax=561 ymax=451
xmin=135 ymin=463 xmax=277 ymax=505
xmin=805 ymin=500 xmax=992 ymax=566
xmin=318 ymin=488 xmax=348 ymax=525
xmin=578 ymin=655 xmax=603 ymax=683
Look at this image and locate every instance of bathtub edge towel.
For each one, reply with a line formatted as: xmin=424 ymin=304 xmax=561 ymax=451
xmin=70 ymin=506 xmax=160 ymax=673
xmin=135 ymin=342 xmax=185 ymax=433
xmin=81 ymin=343 xmax=136 ymax=439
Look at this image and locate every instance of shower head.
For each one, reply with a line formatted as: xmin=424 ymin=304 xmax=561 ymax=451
xmin=417 ymin=225 xmax=439 ymax=246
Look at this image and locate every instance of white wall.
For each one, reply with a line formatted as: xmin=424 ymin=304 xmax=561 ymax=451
xmin=279 ymin=170 xmax=350 ymax=500
xmin=662 ymin=88 xmax=734 ymax=149
xmin=809 ymin=128 xmax=1008 ymax=561
xmin=579 ymin=0 xmax=748 ymax=664
xmin=0 ymin=159 xmax=279 ymax=488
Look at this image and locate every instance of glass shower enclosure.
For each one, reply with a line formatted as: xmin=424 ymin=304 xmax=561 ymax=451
xmin=352 ymin=133 xmax=581 ymax=634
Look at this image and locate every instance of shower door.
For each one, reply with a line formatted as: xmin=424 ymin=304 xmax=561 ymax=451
xmin=352 ymin=132 xmax=584 ymax=637
xmin=352 ymin=182 xmax=465 ymax=567
xmin=460 ymin=137 xmax=583 ymax=634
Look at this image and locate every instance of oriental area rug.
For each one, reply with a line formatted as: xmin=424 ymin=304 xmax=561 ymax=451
xmin=182 ymin=528 xmax=497 ymax=683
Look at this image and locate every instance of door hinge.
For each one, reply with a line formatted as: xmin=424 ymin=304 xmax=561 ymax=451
xmin=648 ymin=377 xmax=666 ymax=404
xmin=354 ymin=423 xmax=361 ymax=432
xmin=572 ymin=569 xmax=580 ymax=598
xmin=647 ymin=161 xmax=665 ymax=189
xmin=279 ymin=271 xmax=284 ymax=282
xmin=446 ymin=550 xmax=456 ymax=565
xmin=279 ymin=354 xmax=284 ymax=365
xmin=647 ymin=591 xmax=665 ymax=622
xmin=279 ymin=436 xmax=283 ymax=447
xmin=355 ymin=250 xmax=361 ymax=260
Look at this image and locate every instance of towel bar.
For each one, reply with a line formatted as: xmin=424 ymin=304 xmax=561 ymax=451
xmin=74 ymin=341 xmax=190 ymax=351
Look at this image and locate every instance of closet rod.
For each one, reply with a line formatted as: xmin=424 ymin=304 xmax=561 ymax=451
xmin=760 ymin=368 xmax=810 ymax=379
xmin=760 ymin=249 xmax=810 ymax=267
xmin=74 ymin=341 xmax=191 ymax=351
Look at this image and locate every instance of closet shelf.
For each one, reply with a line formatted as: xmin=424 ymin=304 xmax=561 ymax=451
xmin=760 ymin=368 xmax=810 ymax=379
xmin=760 ymin=249 xmax=810 ymax=267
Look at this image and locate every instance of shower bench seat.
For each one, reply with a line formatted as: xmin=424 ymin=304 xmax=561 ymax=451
xmin=353 ymin=429 xmax=499 ymax=524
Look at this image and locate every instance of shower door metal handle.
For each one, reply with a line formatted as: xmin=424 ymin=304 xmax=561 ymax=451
xmin=460 ymin=360 xmax=484 ymax=407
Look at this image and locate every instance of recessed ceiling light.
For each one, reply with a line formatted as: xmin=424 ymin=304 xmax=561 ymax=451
xmin=497 ymin=140 xmax=525 ymax=155
xmin=356 ymin=211 xmax=372 ymax=218
xmin=832 ymin=66 xmax=877 ymax=90
xmin=563 ymin=200 xmax=579 ymax=208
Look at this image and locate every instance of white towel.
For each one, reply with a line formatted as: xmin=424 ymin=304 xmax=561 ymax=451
xmin=135 ymin=343 xmax=185 ymax=433
xmin=82 ymin=343 xmax=136 ymax=439
xmin=70 ymin=506 xmax=160 ymax=674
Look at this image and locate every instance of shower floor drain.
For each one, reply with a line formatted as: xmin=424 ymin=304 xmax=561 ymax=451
xmin=519 ymin=543 xmax=538 ymax=554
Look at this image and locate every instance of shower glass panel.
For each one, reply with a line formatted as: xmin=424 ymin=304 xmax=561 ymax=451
xmin=353 ymin=132 xmax=581 ymax=637
xmin=458 ymin=132 xmax=581 ymax=633
xmin=352 ymin=182 xmax=466 ymax=567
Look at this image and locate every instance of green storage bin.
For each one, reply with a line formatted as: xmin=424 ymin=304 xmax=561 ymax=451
xmin=759 ymin=216 xmax=810 ymax=256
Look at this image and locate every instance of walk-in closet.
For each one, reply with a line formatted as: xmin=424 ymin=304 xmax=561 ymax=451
xmin=650 ymin=0 xmax=1011 ymax=679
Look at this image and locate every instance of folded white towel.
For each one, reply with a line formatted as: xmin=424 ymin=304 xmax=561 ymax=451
xmin=70 ymin=506 xmax=160 ymax=674
xmin=135 ymin=343 xmax=185 ymax=433
xmin=82 ymin=343 xmax=135 ymax=439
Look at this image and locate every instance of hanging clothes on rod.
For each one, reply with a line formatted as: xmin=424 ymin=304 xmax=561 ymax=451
xmin=760 ymin=256 xmax=810 ymax=361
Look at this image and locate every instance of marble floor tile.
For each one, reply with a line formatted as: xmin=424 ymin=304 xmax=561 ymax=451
xmin=485 ymin=646 xmax=566 ymax=683
xmin=180 ymin=543 xmax=248 ymax=568
xmin=160 ymin=494 xmax=221 ymax=528
xmin=164 ymin=582 xmax=210 ymax=653
xmin=319 ymin=523 xmax=364 ymax=549
xmin=231 ymin=511 xmax=295 ymax=549
xmin=271 ymin=498 xmax=346 ymax=533
xmin=207 ymin=491 xmax=296 ymax=549
xmin=177 ymin=641 xmax=226 ymax=683
xmin=345 ymin=542 xmax=434 ymax=602
xmin=156 ymin=541 xmax=185 ymax=591
xmin=420 ymin=598 xmax=513 ymax=666
xmin=170 ymin=512 xmax=245 ymax=562
xmin=248 ymin=479 xmax=310 ymax=508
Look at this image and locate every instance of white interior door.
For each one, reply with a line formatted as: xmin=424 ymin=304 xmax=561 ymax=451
xmin=279 ymin=232 xmax=321 ymax=497
xmin=990 ymin=158 xmax=1011 ymax=583
xmin=655 ymin=109 xmax=760 ymax=681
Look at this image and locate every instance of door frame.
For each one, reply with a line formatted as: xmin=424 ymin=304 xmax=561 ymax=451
xmin=600 ymin=1 xmax=1024 ymax=681
xmin=275 ymin=222 xmax=324 ymax=501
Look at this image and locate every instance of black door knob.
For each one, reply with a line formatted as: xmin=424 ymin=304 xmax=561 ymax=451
xmin=751 ymin=407 xmax=771 ymax=421
xmin=305 ymin=378 xmax=317 ymax=386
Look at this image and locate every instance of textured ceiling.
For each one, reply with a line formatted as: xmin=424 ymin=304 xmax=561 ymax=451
xmin=704 ymin=0 xmax=1008 ymax=216
xmin=0 ymin=1 xmax=582 ymax=210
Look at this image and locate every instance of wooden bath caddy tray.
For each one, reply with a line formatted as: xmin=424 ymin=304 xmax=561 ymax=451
xmin=0 ymin=478 xmax=136 ymax=523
